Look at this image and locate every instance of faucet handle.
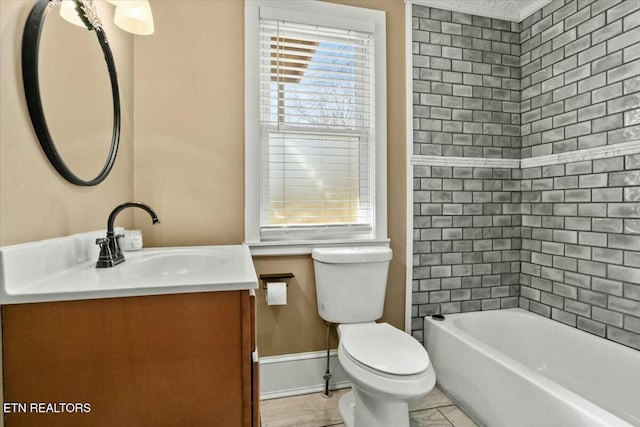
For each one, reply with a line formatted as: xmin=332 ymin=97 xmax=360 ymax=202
xmin=95 ymin=237 xmax=114 ymax=268
xmin=96 ymin=237 xmax=109 ymax=246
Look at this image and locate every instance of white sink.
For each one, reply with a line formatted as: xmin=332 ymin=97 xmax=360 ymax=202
xmin=121 ymin=249 xmax=227 ymax=278
xmin=0 ymin=231 xmax=258 ymax=304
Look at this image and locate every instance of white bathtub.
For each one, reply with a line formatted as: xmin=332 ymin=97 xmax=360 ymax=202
xmin=424 ymin=308 xmax=640 ymax=427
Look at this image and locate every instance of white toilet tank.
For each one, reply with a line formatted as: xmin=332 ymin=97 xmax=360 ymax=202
xmin=312 ymin=247 xmax=392 ymax=324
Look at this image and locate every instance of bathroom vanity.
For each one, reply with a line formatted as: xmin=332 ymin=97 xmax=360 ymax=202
xmin=0 ymin=234 xmax=259 ymax=427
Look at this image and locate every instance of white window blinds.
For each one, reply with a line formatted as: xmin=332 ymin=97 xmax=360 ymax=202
xmin=259 ymin=18 xmax=376 ymax=241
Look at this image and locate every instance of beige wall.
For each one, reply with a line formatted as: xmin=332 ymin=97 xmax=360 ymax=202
xmin=132 ymin=0 xmax=245 ymax=247
xmin=0 ymin=1 xmax=135 ymax=247
xmin=134 ymin=0 xmax=406 ymax=356
xmin=0 ymin=0 xmax=405 ymax=360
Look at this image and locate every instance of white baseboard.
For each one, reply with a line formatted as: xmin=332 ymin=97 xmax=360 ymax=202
xmin=259 ymin=350 xmax=351 ymax=400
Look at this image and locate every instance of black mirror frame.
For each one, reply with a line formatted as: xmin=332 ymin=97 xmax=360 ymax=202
xmin=22 ymin=0 xmax=121 ymax=186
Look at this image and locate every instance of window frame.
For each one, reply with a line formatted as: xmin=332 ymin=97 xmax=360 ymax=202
xmin=244 ymin=0 xmax=388 ymax=255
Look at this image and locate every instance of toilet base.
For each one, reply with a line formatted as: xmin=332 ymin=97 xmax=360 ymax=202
xmin=338 ymin=391 xmax=355 ymax=427
xmin=339 ymin=389 xmax=410 ymax=427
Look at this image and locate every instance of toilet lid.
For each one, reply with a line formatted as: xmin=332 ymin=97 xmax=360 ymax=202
xmin=341 ymin=323 xmax=430 ymax=375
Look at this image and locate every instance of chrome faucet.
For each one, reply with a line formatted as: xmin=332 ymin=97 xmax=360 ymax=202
xmin=96 ymin=201 xmax=160 ymax=268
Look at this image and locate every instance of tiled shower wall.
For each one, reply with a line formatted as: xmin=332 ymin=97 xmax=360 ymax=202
xmin=411 ymin=0 xmax=640 ymax=350
xmin=520 ymin=0 xmax=640 ymax=157
xmin=520 ymin=155 xmax=640 ymax=350
xmin=518 ymin=0 xmax=640 ymax=350
xmin=412 ymin=164 xmax=521 ymax=331
xmin=411 ymin=4 xmax=523 ymax=341
xmin=412 ymin=6 xmax=522 ymax=159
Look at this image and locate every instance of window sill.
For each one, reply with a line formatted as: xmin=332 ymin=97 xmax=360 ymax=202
xmin=244 ymin=238 xmax=390 ymax=257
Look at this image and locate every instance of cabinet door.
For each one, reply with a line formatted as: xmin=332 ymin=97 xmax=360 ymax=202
xmin=3 ymin=291 xmax=250 ymax=427
xmin=246 ymin=293 xmax=260 ymax=427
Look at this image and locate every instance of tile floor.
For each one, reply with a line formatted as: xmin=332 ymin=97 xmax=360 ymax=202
xmin=260 ymin=386 xmax=477 ymax=427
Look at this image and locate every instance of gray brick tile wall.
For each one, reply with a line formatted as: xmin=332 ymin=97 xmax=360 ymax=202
xmin=517 ymin=153 xmax=640 ymax=351
xmin=412 ymin=164 xmax=522 ymax=342
xmin=413 ymin=5 xmax=522 ymax=159
xmin=520 ymin=0 xmax=640 ymax=158
xmin=412 ymin=0 xmax=640 ymax=350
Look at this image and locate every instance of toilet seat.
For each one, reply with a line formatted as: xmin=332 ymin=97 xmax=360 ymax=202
xmin=340 ymin=323 xmax=430 ymax=376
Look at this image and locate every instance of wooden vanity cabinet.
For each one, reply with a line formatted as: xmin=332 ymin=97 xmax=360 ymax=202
xmin=2 ymin=290 xmax=259 ymax=427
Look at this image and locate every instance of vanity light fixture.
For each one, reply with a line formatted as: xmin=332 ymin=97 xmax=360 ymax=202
xmin=59 ymin=0 xmax=154 ymax=35
xmin=108 ymin=0 xmax=154 ymax=35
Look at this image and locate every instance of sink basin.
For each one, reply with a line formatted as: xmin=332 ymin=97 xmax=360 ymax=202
xmin=0 ymin=231 xmax=258 ymax=304
xmin=121 ymin=250 xmax=227 ymax=278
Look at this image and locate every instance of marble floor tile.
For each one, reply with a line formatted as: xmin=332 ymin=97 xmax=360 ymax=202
xmin=261 ymin=386 xmax=472 ymax=427
xmin=410 ymin=408 xmax=454 ymax=426
xmin=409 ymin=386 xmax=454 ymax=411
xmin=438 ymin=405 xmax=477 ymax=427
xmin=260 ymin=388 xmax=348 ymax=427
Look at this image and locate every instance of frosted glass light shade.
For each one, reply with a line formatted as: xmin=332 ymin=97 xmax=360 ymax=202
xmin=105 ymin=0 xmax=143 ymax=8
xmin=59 ymin=0 xmax=88 ymax=29
xmin=114 ymin=1 xmax=154 ymax=35
xmin=59 ymin=0 xmax=154 ymax=35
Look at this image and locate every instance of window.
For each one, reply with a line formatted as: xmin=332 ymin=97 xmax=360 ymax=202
xmin=245 ymin=0 xmax=387 ymax=253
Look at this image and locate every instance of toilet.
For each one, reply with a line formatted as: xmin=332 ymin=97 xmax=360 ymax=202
xmin=312 ymin=247 xmax=436 ymax=427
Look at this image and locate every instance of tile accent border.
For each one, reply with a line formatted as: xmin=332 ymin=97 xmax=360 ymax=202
xmin=520 ymin=140 xmax=640 ymax=168
xmin=411 ymin=155 xmax=520 ymax=169
xmin=411 ymin=139 xmax=640 ymax=169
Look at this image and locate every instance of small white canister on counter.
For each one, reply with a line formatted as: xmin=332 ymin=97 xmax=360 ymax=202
xmin=122 ymin=229 xmax=143 ymax=251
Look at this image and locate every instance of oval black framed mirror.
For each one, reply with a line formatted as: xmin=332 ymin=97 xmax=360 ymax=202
xmin=22 ymin=0 xmax=121 ymax=186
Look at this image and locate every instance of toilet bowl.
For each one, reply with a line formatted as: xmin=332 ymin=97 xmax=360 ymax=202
xmin=311 ymin=247 xmax=437 ymax=426
xmin=336 ymin=322 xmax=436 ymax=427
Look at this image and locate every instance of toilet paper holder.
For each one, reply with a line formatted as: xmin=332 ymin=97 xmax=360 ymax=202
xmin=259 ymin=273 xmax=294 ymax=288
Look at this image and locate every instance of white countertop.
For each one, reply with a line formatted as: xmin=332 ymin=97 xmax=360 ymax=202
xmin=0 ymin=232 xmax=258 ymax=304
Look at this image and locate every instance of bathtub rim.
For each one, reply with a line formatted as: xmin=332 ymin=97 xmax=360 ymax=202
xmin=424 ymin=308 xmax=639 ymax=427
xmin=425 ymin=308 xmax=640 ymax=359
